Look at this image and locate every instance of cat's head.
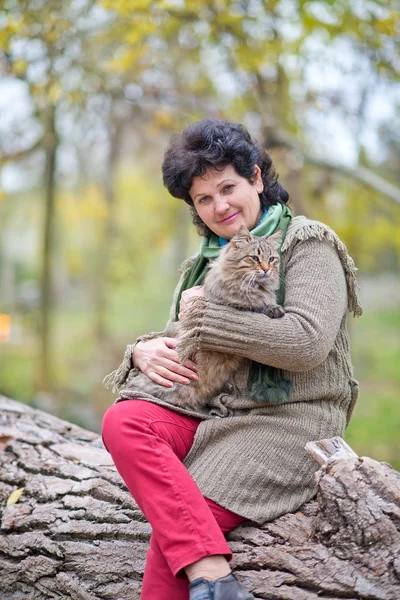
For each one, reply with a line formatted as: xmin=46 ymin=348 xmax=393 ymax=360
xmin=219 ymin=225 xmax=281 ymax=289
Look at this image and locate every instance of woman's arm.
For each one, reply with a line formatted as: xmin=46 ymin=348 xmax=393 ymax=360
xmin=178 ymin=238 xmax=348 ymax=373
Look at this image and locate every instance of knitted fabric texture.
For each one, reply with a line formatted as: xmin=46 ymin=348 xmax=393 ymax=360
xmin=105 ymin=216 xmax=362 ymax=523
xmin=174 ymin=203 xmax=293 ymax=404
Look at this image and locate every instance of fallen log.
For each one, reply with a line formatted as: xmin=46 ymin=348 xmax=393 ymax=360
xmin=0 ymin=395 xmax=399 ymax=600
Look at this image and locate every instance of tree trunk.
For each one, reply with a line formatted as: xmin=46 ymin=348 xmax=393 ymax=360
xmin=92 ymin=129 xmax=119 ymax=347
xmin=38 ymin=107 xmax=58 ymax=393
xmin=0 ymin=396 xmax=399 ymax=600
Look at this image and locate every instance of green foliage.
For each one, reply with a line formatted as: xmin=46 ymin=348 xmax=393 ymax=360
xmin=0 ymin=343 xmax=37 ymax=402
xmin=108 ymin=165 xmax=179 ymax=283
xmin=346 ymin=388 xmax=400 ymax=470
xmin=0 ymin=0 xmax=399 ymax=464
xmin=352 ymin=308 xmax=400 ymax=385
xmin=346 ymin=307 xmax=400 ymax=470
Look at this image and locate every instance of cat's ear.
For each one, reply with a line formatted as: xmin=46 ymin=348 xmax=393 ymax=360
xmin=230 ymin=225 xmax=252 ymax=248
xmin=267 ymin=231 xmax=282 ymax=248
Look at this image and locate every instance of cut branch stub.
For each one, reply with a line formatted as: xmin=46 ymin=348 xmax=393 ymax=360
xmin=305 ymin=435 xmax=400 ymax=597
xmin=305 ymin=436 xmax=359 ymax=466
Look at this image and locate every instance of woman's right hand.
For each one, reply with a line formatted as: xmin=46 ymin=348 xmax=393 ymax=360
xmin=132 ymin=337 xmax=198 ymax=388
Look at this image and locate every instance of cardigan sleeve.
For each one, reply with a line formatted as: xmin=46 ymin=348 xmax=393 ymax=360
xmin=177 ymin=237 xmax=348 ymax=373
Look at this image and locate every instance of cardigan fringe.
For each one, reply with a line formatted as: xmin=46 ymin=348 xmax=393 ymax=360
xmin=281 ymin=216 xmax=362 ymax=318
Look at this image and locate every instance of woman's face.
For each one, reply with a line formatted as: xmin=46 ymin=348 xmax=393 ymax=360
xmin=189 ymin=164 xmax=264 ymax=239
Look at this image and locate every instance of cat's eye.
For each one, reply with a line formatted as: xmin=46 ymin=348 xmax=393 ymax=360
xmin=268 ymin=257 xmax=275 ymax=263
xmin=251 ymin=255 xmax=260 ymax=262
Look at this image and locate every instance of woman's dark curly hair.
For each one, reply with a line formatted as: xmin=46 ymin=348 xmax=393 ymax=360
xmin=162 ymin=118 xmax=289 ymax=236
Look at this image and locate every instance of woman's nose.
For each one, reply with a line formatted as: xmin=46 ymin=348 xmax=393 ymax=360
xmin=214 ymin=197 xmax=230 ymax=214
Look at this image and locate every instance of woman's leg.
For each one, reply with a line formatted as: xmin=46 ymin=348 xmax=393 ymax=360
xmin=102 ymin=400 xmax=239 ymax=579
xmin=141 ymin=499 xmax=245 ymax=600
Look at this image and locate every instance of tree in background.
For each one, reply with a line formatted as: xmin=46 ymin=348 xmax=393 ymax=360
xmin=0 ymin=0 xmax=107 ymax=391
xmin=102 ymin=0 xmax=400 ymax=268
xmin=0 ymin=0 xmax=399 ymax=413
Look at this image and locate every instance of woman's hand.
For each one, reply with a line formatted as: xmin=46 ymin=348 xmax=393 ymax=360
xmin=133 ymin=337 xmax=198 ymax=388
xmin=179 ymin=285 xmax=205 ymax=320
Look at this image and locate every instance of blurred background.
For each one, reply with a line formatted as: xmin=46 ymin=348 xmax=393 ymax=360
xmin=0 ymin=0 xmax=399 ymax=468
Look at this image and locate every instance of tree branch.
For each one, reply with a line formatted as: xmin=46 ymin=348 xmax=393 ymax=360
xmin=305 ymin=154 xmax=400 ymax=206
xmin=0 ymin=137 xmax=44 ymax=167
xmin=267 ymin=130 xmax=400 ymax=206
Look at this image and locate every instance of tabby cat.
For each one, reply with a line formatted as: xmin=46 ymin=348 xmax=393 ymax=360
xmin=130 ymin=226 xmax=284 ymax=410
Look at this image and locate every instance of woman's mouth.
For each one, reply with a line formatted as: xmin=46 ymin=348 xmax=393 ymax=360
xmin=219 ymin=211 xmax=240 ymax=224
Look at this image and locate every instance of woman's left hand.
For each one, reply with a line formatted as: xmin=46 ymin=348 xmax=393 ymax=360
xmin=179 ymin=285 xmax=205 ymax=320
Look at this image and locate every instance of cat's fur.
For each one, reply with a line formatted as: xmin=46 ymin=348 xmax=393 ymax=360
xmin=130 ymin=226 xmax=285 ymax=410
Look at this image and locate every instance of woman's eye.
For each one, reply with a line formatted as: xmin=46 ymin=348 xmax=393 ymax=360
xmin=223 ymin=185 xmax=234 ymax=193
xmin=268 ymin=257 xmax=275 ymax=263
xmin=199 ymin=196 xmax=210 ymax=204
xmin=251 ymin=255 xmax=260 ymax=262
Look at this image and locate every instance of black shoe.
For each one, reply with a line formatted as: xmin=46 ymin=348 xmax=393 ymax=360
xmin=189 ymin=573 xmax=254 ymax=600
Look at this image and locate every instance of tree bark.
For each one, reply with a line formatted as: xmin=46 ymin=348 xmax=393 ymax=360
xmin=0 ymin=396 xmax=399 ymax=600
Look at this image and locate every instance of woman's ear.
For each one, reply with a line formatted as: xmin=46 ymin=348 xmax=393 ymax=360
xmin=254 ymin=165 xmax=264 ymax=193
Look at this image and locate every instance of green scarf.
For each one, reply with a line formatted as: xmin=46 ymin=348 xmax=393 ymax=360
xmin=175 ymin=203 xmax=294 ymax=404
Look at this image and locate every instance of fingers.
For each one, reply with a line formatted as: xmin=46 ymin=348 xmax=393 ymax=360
xmin=136 ymin=337 xmax=198 ymax=387
xmin=162 ymin=358 xmax=198 ymax=381
xmin=163 ymin=348 xmax=198 ymax=373
xmin=147 ymin=371 xmax=174 ymax=388
xmin=145 ymin=357 xmax=198 ymax=386
xmin=146 ymin=364 xmax=193 ymax=387
xmin=183 ymin=359 xmax=198 ymax=372
xmin=163 ymin=337 xmax=178 ymax=348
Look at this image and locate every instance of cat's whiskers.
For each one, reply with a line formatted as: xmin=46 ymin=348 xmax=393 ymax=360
xmin=247 ymin=272 xmax=257 ymax=292
xmin=239 ymin=272 xmax=256 ymax=296
xmin=239 ymin=273 xmax=252 ymax=293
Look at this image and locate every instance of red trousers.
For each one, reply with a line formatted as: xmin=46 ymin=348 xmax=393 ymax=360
xmin=102 ymin=400 xmax=245 ymax=600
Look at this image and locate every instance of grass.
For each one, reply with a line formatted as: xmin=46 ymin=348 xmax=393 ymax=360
xmin=346 ymin=388 xmax=400 ymax=469
xmin=345 ymin=308 xmax=400 ymax=469
xmin=351 ymin=309 xmax=400 ymax=384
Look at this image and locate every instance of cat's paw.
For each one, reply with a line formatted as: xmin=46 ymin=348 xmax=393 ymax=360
xmin=265 ymin=305 xmax=285 ymax=318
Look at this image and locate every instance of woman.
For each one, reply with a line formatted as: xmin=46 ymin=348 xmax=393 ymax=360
xmin=102 ymin=119 xmax=362 ymax=600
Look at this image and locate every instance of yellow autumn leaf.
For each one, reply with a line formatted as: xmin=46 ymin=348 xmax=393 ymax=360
xmin=105 ymin=46 xmax=146 ymax=72
xmin=68 ymin=90 xmax=83 ymax=104
xmin=377 ymin=12 xmax=398 ymax=36
xmin=7 ymin=487 xmax=24 ymax=505
xmin=0 ymin=30 xmax=11 ymax=49
xmin=154 ymin=109 xmax=174 ymax=129
xmin=125 ymin=21 xmax=156 ymax=44
xmin=13 ymin=60 xmax=27 ymax=75
xmin=6 ymin=15 xmax=24 ymax=34
xmin=49 ymin=82 xmax=62 ymax=103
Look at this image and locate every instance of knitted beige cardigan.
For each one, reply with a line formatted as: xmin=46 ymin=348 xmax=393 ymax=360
xmin=105 ymin=216 xmax=362 ymax=524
